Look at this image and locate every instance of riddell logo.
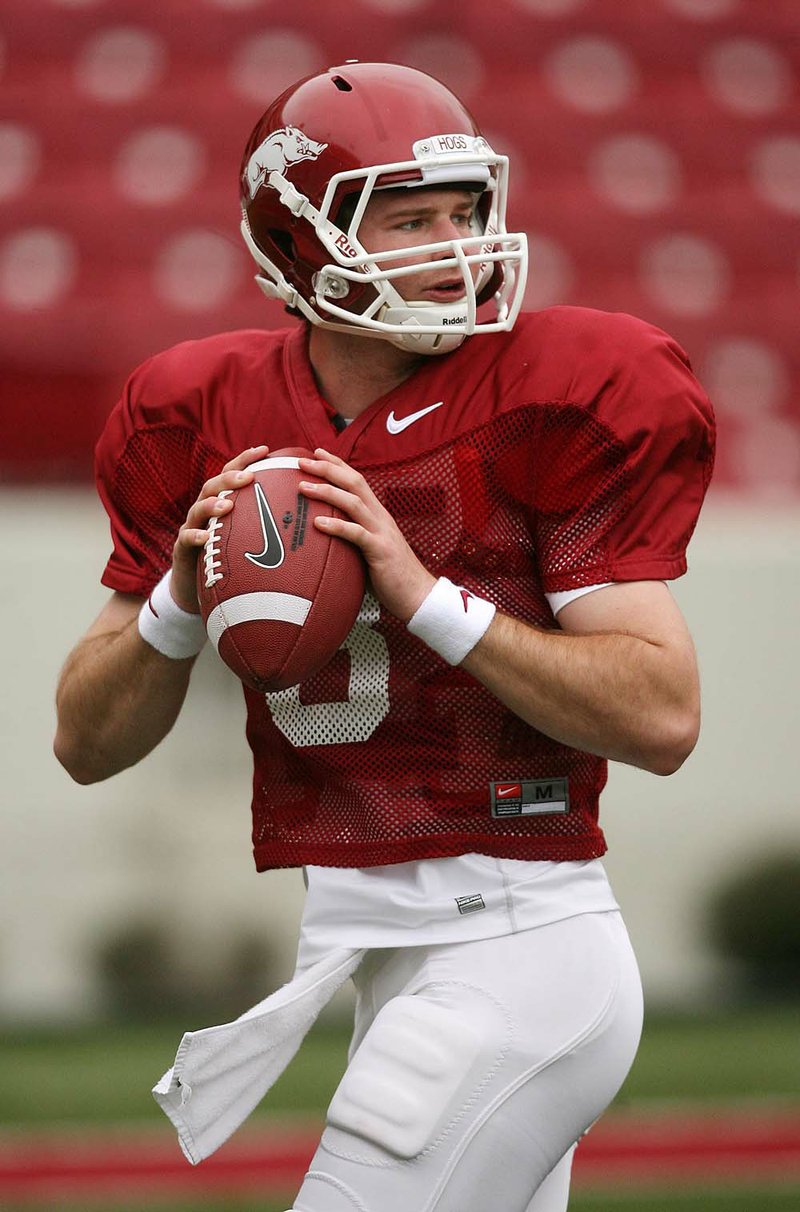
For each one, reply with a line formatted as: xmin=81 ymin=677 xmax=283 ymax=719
xmin=244 ymin=126 xmax=328 ymax=198
xmin=442 ymin=316 xmax=466 ymax=325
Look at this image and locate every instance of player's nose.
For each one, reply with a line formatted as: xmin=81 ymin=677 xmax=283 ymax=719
xmin=430 ymin=212 xmax=465 ymax=245
xmin=430 ymin=221 xmax=464 ymax=260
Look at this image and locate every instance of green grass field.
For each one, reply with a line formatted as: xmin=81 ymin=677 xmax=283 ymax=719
xmin=1 ymin=1005 xmax=798 ymax=1210
xmin=3 ymin=1193 xmax=800 ymax=1212
xmin=2 ymin=1004 xmax=799 ymax=1125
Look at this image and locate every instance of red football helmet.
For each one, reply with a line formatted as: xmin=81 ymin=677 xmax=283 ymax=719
xmin=239 ymin=61 xmax=528 ymax=355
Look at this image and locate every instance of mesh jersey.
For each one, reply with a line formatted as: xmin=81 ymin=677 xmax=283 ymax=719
xmin=95 ymin=308 xmax=715 ymax=870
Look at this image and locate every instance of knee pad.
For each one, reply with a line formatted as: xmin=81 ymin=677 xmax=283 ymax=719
xmin=326 ymin=994 xmax=484 ymax=1159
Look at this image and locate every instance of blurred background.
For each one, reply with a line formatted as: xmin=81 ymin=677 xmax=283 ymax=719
xmin=2 ymin=0 xmax=799 ymax=1208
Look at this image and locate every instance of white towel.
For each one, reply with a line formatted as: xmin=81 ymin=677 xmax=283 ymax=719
xmin=152 ymin=947 xmax=365 ymax=1164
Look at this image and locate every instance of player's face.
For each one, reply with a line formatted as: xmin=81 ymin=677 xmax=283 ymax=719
xmin=356 ymin=188 xmax=480 ymax=304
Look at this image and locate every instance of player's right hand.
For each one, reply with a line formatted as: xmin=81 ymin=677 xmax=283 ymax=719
xmin=170 ymin=446 xmax=270 ymax=613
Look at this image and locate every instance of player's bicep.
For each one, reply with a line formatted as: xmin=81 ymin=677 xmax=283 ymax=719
xmin=79 ymin=592 xmax=144 ymax=644
xmin=556 ymin=581 xmax=696 ymax=661
xmin=57 ymin=593 xmax=144 ymax=707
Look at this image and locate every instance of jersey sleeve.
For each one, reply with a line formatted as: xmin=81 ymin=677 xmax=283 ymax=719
xmin=94 ymin=351 xmax=229 ymax=597
xmin=531 ymin=314 xmax=716 ymax=593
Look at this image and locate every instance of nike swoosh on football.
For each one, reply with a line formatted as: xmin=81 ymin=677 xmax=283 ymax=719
xmin=386 ymin=400 xmax=445 ymax=434
xmin=245 ymin=481 xmax=285 ymax=570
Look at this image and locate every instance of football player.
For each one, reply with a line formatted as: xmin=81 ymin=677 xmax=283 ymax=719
xmin=54 ymin=62 xmax=715 ymax=1212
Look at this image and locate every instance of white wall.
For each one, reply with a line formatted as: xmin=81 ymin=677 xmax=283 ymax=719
xmin=603 ymin=498 xmax=800 ymax=1004
xmin=3 ymin=488 xmax=799 ymax=1022
xmin=3 ymin=487 xmax=302 ymax=1023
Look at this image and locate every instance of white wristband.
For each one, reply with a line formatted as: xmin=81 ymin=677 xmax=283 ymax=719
xmin=138 ymin=570 xmax=207 ymax=660
xmin=407 ymin=577 xmax=496 ymax=665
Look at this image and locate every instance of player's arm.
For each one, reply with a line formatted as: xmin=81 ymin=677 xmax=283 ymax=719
xmin=298 ymin=450 xmax=699 ymax=778
xmin=461 ymin=581 xmax=700 ymax=776
xmin=54 ymin=446 xmax=269 ymax=784
xmin=53 ymin=591 xmax=195 ymax=783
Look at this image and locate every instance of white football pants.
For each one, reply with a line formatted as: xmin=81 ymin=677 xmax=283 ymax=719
xmin=288 ymin=910 xmax=643 ymax=1212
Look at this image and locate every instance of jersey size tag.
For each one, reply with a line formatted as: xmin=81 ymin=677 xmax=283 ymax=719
xmin=490 ymin=778 xmax=570 ymax=817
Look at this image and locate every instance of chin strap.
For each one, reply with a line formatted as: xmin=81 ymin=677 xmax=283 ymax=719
xmin=380 ymin=300 xmax=471 ymax=355
xmin=391 ymin=328 xmax=467 ymax=355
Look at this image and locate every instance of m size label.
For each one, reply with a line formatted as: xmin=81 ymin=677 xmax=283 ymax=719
xmin=490 ymin=778 xmax=570 ymax=817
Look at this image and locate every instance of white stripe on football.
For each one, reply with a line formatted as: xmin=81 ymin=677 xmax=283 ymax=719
xmin=206 ymin=591 xmax=312 ymax=650
xmin=245 ymin=456 xmax=302 ymax=472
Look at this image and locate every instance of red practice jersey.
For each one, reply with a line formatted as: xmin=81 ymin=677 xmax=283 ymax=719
xmin=95 ymin=308 xmax=715 ymax=870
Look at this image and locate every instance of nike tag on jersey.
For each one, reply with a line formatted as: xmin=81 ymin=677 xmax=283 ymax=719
xmin=490 ymin=779 xmax=570 ymax=817
xmin=386 ymin=400 xmax=445 ymax=434
xmin=455 ymin=893 xmax=486 ymax=915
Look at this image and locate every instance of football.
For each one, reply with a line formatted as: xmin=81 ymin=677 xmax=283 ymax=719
xmin=197 ymin=448 xmax=366 ymax=692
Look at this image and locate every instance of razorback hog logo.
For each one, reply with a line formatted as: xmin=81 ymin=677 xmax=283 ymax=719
xmin=244 ymin=126 xmax=328 ymax=199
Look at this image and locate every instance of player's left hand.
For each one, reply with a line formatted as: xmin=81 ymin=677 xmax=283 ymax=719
xmin=298 ymin=449 xmax=435 ymax=621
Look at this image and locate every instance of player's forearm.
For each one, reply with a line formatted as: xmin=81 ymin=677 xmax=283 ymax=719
xmin=54 ymin=623 xmax=195 ymax=784
xmin=462 ymin=612 xmax=700 ymax=775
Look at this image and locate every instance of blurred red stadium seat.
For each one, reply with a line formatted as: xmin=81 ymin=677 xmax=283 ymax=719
xmin=1 ymin=0 xmax=798 ymax=494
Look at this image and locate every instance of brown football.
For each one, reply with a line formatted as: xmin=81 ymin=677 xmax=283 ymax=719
xmin=197 ymin=448 xmax=366 ymax=691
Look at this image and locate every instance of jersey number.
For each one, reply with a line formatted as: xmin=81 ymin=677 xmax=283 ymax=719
xmin=264 ymin=595 xmax=390 ymax=747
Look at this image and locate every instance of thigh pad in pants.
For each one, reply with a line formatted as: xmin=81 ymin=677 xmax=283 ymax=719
xmin=326 ymin=994 xmax=484 ymax=1159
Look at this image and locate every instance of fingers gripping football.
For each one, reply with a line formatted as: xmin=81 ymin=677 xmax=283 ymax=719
xmin=299 ymin=449 xmax=435 ymax=622
xmin=171 ymin=445 xmax=271 ymax=612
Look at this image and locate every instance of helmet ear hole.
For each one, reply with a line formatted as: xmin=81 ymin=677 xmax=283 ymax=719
xmin=268 ymin=228 xmax=296 ymax=263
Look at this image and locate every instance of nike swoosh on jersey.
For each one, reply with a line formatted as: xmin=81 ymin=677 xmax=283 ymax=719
xmin=386 ymin=400 xmax=445 ymax=434
xmin=245 ymin=481 xmax=285 ymax=569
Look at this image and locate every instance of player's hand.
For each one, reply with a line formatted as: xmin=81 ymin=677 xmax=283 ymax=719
xmin=298 ymin=449 xmax=436 ymax=621
xmin=171 ymin=445 xmax=271 ymax=613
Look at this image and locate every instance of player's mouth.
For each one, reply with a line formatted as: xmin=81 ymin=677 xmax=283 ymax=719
xmin=421 ymin=278 xmax=467 ymax=303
